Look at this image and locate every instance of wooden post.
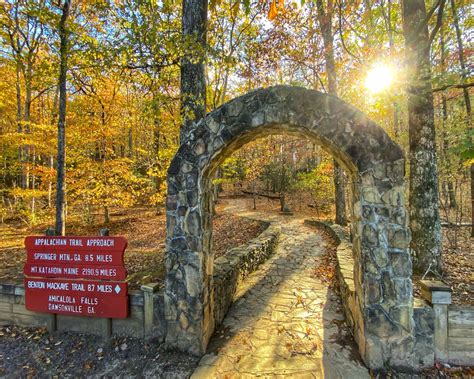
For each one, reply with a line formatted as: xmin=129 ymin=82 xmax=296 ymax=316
xmin=141 ymin=283 xmax=160 ymax=339
xmin=99 ymin=228 xmax=112 ymax=342
xmin=45 ymin=227 xmax=57 ymax=333
xmin=420 ymin=280 xmax=452 ymax=363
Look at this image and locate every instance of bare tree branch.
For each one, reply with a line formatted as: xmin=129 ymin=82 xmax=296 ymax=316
xmin=432 ymin=82 xmax=474 ymax=93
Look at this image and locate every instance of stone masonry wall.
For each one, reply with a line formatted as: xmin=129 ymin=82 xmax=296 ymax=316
xmin=0 ymin=221 xmax=279 ymax=344
xmin=166 ymin=85 xmax=414 ymax=369
xmin=0 ymin=283 xmax=156 ymax=338
xmin=213 ymin=222 xmax=280 ymax=326
xmin=305 ymin=219 xmax=436 ymax=369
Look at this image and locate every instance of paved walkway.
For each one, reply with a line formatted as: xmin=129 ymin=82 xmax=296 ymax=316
xmin=192 ymin=200 xmax=370 ymax=378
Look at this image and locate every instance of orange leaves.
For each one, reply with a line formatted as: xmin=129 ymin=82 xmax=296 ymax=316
xmin=268 ymin=0 xmax=285 ymax=21
xmin=268 ymin=0 xmax=278 ymax=20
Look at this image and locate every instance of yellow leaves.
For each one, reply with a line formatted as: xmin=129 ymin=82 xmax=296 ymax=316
xmin=268 ymin=0 xmax=285 ymax=21
xmin=296 ymin=294 xmax=305 ymax=306
xmin=268 ymin=0 xmax=278 ymax=20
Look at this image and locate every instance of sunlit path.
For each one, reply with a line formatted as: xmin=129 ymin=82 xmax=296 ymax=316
xmin=192 ymin=199 xmax=369 ymax=378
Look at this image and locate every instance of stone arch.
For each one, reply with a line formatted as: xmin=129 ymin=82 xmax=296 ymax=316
xmin=165 ymin=86 xmax=413 ymax=369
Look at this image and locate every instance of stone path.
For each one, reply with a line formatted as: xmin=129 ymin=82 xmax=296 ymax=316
xmin=192 ymin=201 xmax=370 ymax=378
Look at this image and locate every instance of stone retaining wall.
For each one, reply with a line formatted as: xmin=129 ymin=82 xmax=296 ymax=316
xmin=304 ymin=219 xmax=438 ymax=369
xmin=303 ymin=220 xmax=364 ymax=346
xmin=213 ymin=221 xmax=280 ymax=326
xmin=0 ymin=282 xmax=165 ymax=339
xmin=0 ymin=221 xmax=279 ymax=343
xmin=447 ymin=306 xmax=474 ymax=365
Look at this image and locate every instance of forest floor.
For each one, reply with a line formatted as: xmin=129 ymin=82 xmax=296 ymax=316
xmin=0 ymin=194 xmax=473 ymax=377
xmin=0 ymin=192 xmax=472 ymax=302
xmin=0 ymin=204 xmax=264 ymax=290
xmin=228 ymin=192 xmax=474 ymax=306
xmin=413 ymin=226 xmax=473 ymax=306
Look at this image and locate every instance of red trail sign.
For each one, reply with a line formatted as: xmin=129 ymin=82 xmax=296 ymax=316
xmin=24 ymin=236 xmax=129 ymax=319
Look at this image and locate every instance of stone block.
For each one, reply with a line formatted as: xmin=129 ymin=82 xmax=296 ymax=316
xmin=365 ymin=306 xmax=399 ymax=338
xmin=184 ymin=265 xmax=202 ymax=298
xmin=381 ymin=186 xmax=405 ymax=206
xmin=362 ymin=224 xmax=379 ymax=247
xmin=194 ymin=139 xmax=207 ymax=156
xmin=363 ymin=336 xmax=385 ymax=369
xmin=57 ymin=314 xmax=105 ymax=335
xmin=390 ymin=252 xmax=412 ymax=277
xmin=362 ymin=187 xmax=381 ymax=203
xmin=387 ymin=228 xmax=410 ymax=249
xmin=11 ymin=304 xmax=50 ymax=327
xmin=206 ymin=117 xmax=220 ymax=133
xmin=386 ymin=159 xmax=405 ymax=183
xmin=365 ymin=277 xmax=382 ymax=304
xmin=389 ymin=304 xmax=413 ymax=332
xmin=372 ymin=247 xmax=389 ymax=268
xmin=419 ymin=280 xmax=452 ymax=305
xmin=391 ymin=207 xmax=407 ymax=226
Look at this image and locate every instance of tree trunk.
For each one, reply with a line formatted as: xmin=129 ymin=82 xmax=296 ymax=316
xmin=15 ymin=61 xmax=22 ymax=133
xmin=316 ymin=0 xmax=347 ymax=225
xmin=48 ymin=155 xmax=53 ymax=208
xmin=54 ymin=0 xmax=71 ymax=237
xmin=280 ymin=193 xmax=286 ymax=212
xmin=252 ymin=181 xmax=257 ymax=210
xmin=104 ymin=206 xmax=110 ymax=224
xmin=15 ymin=60 xmax=28 ymax=189
xmin=471 ymin=165 xmax=474 ymax=237
xmin=128 ymin=127 xmax=133 ymax=157
xmin=402 ymin=0 xmax=442 ymax=273
xmin=383 ymin=0 xmax=402 ymax=138
xmin=180 ymin=0 xmax=208 ymax=143
xmin=24 ymin=57 xmax=33 ymax=132
xmin=439 ymin=27 xmax=456 ymax=209
xmin=450 ymin=0 xmax=473 ymax=235
xmin=31 ymin=149 xmax=36 ymax=222
xmin=450 ymin=0 xmax=471 ymax=117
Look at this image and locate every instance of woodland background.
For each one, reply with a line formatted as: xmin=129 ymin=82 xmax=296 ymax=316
xmin=0 ymin=0 xmax=472 ymax=278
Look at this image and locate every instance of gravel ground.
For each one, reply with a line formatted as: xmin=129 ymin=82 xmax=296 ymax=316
xmin=0 ymin=326 xmax=199 ymax=378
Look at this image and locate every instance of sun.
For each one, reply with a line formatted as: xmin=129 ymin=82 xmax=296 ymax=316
xmin=365 ymin=65 xmax=395 ymax=94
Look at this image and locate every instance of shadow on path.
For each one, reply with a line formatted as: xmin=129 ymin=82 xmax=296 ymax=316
xmin=192 ymin=197 xmax=369 ymax=378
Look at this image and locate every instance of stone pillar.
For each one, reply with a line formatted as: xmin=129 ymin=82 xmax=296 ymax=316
xmin=356 ymin=161 xmax=414 ymax=369
xmin=420 ymin=280 xmax=452 ymax=362
xmin=165 ymin=169 xmax=213 ymax=355
xmin=141 ymin=283 xmax=160 ymax=339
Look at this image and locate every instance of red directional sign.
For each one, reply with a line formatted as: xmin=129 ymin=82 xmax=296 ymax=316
xmin=25 ymin=278 xmax=127 ymax=297
xmin=24 ymin=288 xmax=128 ymax=318
xmin=24 ymin=236 xmax=129 ymax=319
xmin=24 ymin=263 xmax=126 ymax=280
xmin=25 ymin=236 xmax=127 ymax=252
xmin=25 ymin=236 xmax=127 ymax=266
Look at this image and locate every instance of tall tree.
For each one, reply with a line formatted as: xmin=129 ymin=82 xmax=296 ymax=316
xmin=438 ymin=24 xmax=456 ymax=209
xmin=54 ymin=0 xmax=71 ymax=236
xmin=180 ymin=0 xmax=208 ymax=142
xmin=402 ymin=0 xmax=443 ymax=273
xmin=450 ymin=0 xmax=473 ymax=236
xmin=315 ymin=0 xmax=347 ymax=226
xmin=0 ymin=0 xmax=48 ymax=190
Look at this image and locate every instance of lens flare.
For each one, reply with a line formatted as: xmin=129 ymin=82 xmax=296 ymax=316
xmin=365 ymin=65 xmax=394 ymax=93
